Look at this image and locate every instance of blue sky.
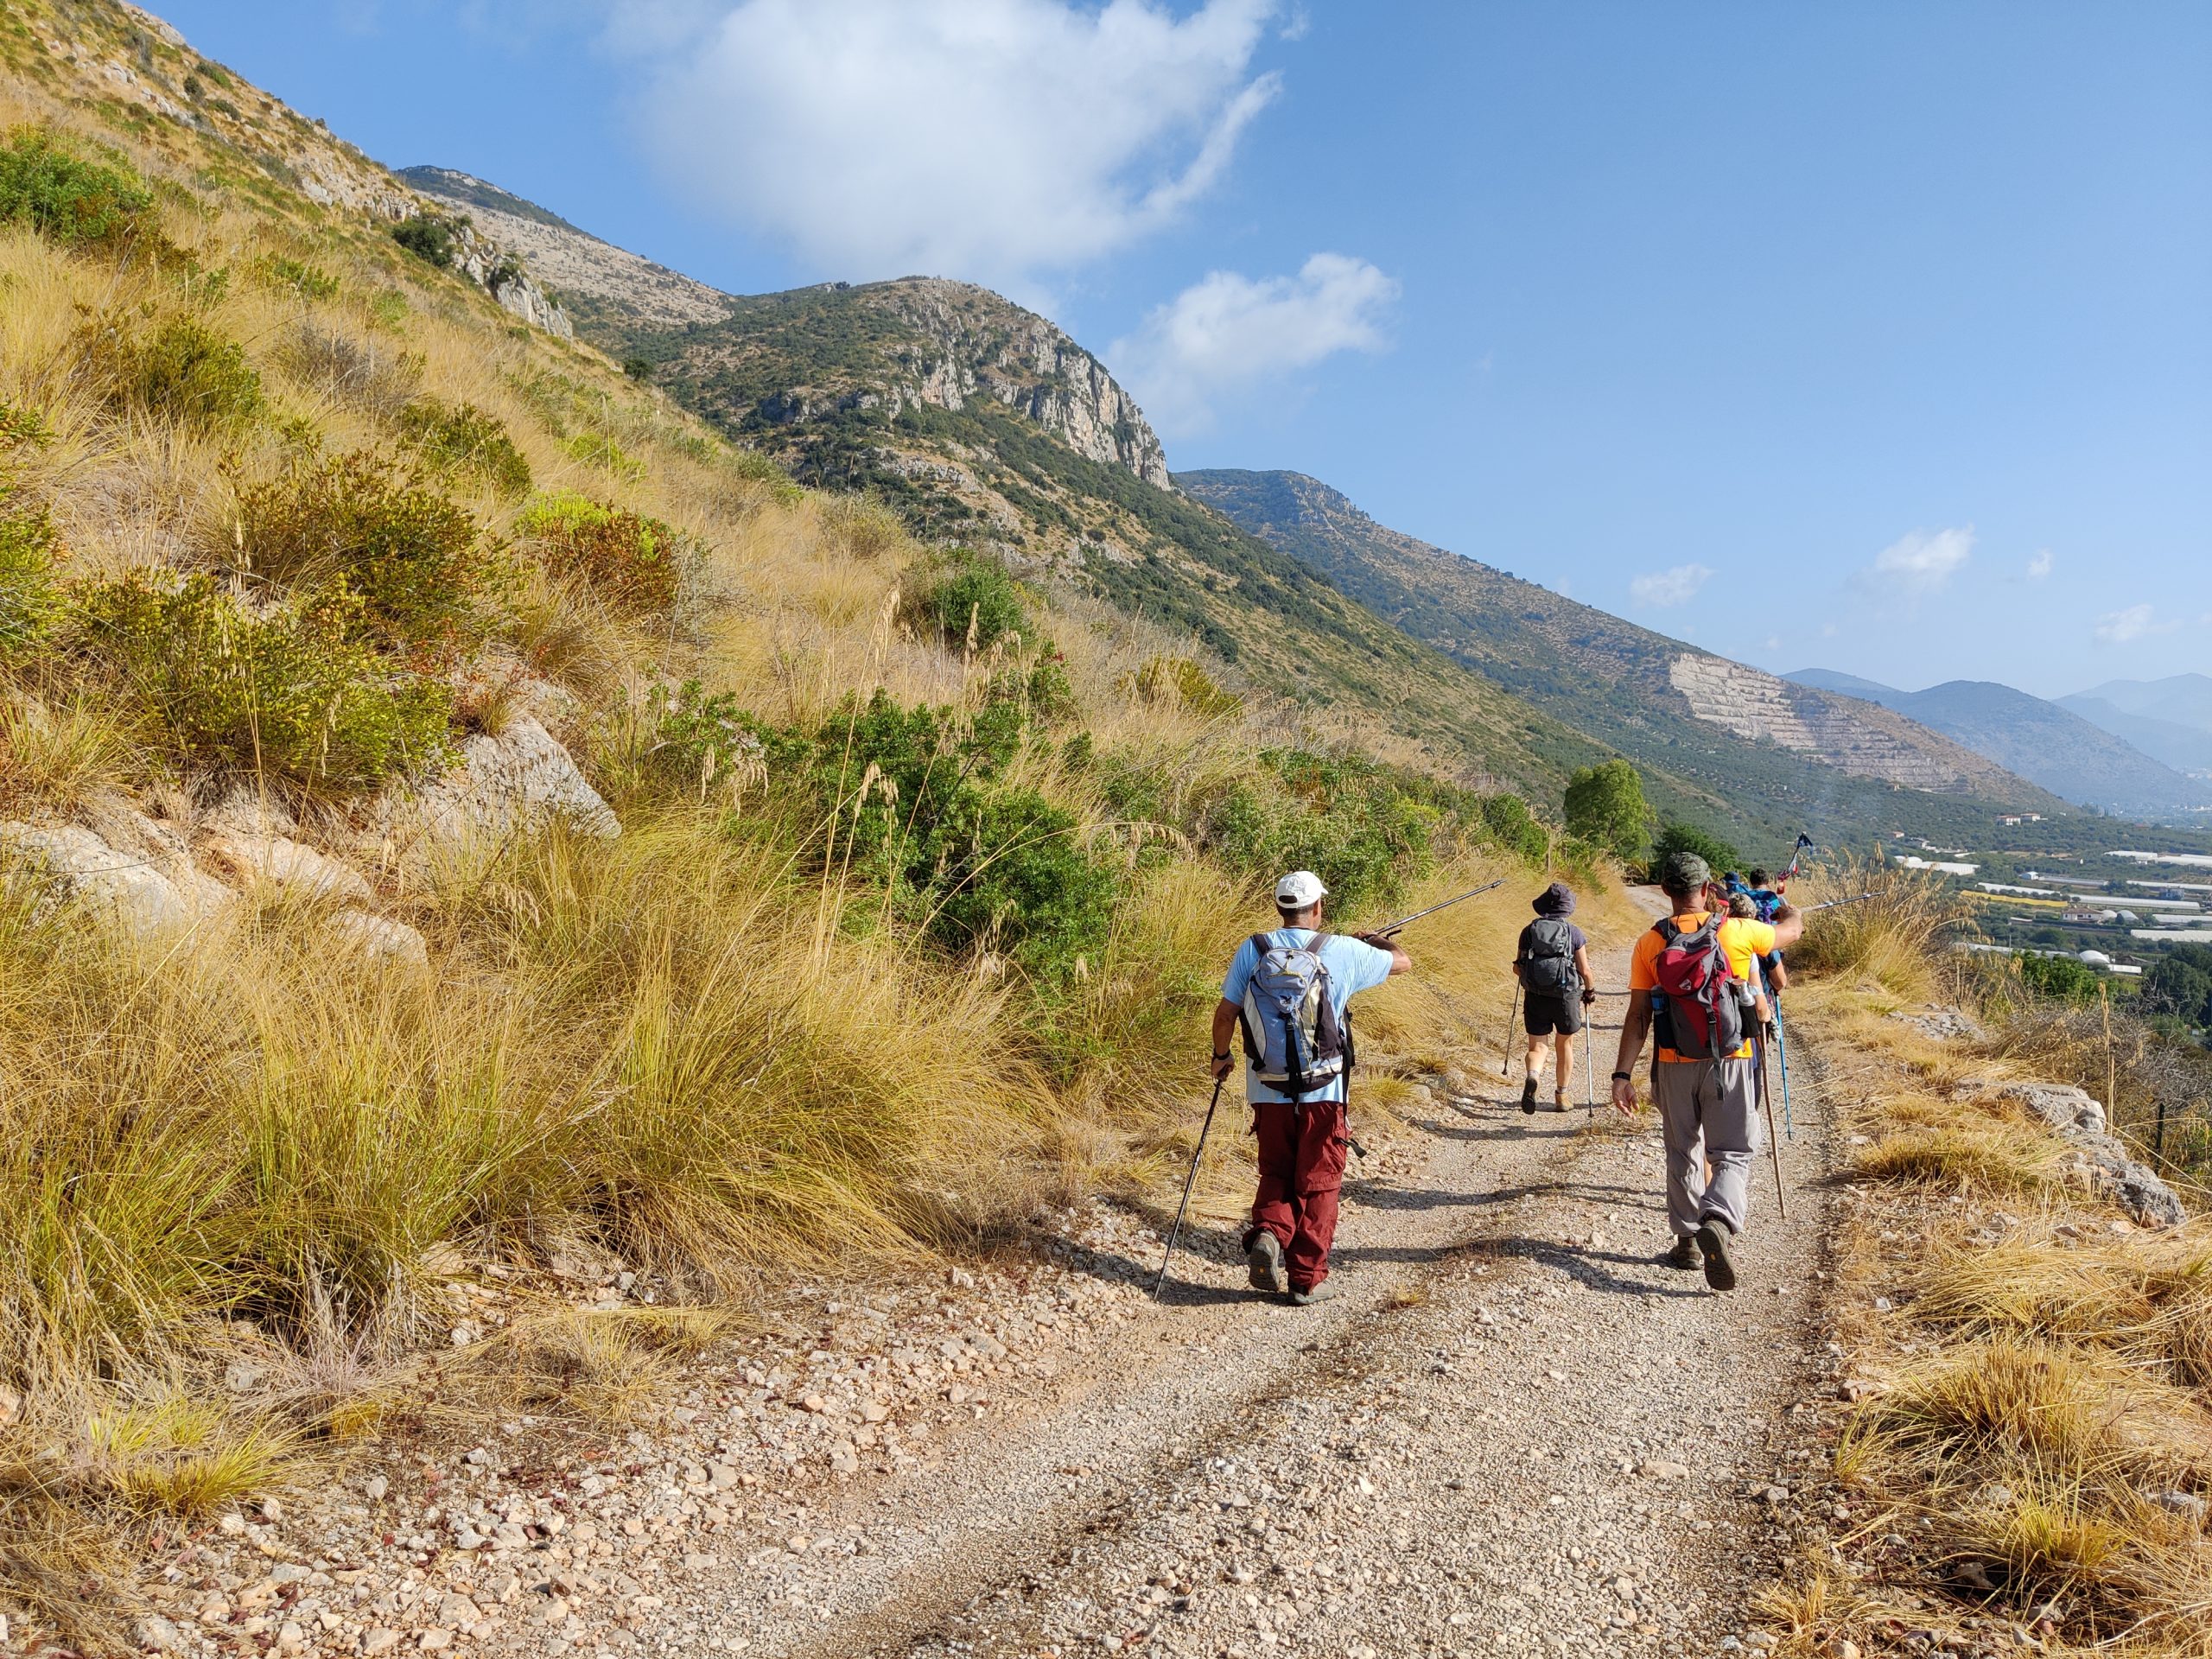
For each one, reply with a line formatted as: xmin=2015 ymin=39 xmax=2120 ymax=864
xmin=158 ymin=1 xmax=2210 ymax=698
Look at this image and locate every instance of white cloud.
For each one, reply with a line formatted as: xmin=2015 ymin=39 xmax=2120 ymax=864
xmin=1109 ymin=253 xmax=1398 ymax=434
xmin=1867 ymin=526 xmax=1974 ymax=595
xmin=1629 ymin=563 xmax=1715 ymax=608
xmin=613 ymin=0 xmax=1283 ymax=285
xmin=2025 ymin=549 xmax=2053 ymax=581
xmin=2094 ymin=603 xmax=2179 ymax=645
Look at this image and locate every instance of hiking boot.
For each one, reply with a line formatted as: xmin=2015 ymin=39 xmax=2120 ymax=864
xmin=1246 ymin=1230 xmax=1290 ymax=1296
xmin=1288 ymin=1278 xmax=1343 ymax=1306
xmin=1694 ymin=1218 xmax=1738 ymax=1292
xmin=1550 ymin=1094 xmax=1572 ymax=1114
xmin=1520 ymin=1077 xmax=1539 ymax=1115
xmin=1664 ymin=1236 xmax=1699 ymax=1270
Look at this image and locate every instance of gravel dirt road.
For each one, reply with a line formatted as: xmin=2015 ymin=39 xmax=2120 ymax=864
xmin=126 ymin=905 xmax=1840 ymax=1659
xmin=733 ymin=906 xmax=1840 ymax=1659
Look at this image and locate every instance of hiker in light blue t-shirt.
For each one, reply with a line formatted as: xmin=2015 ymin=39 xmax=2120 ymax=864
xmin=1210 ymin=870 xmax=1410 ymax=1305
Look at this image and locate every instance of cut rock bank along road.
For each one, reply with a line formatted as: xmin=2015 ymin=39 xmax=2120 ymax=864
xmin=682 ymin=912 xmax=1837 ymax=1659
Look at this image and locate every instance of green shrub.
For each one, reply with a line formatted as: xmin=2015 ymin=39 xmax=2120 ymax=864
xmin=915 ymin=556 xmax=1027 ymax=652
xmin=2145 ymin=944 xmax=2212 ymax=1027
xmin=517 ymin=491 xmax=681 ymax=613
xmin=1185 ymin=751 xmax=1452 ymax=920
xmin=233 ymin=450 xmax=508 ymax=657
xmin=812 ymin=691 xmax=1113 ymax=981
xmin=0 ymin=130 xmax=150 ymax=247
xmin=75 ymin=575 xmax=452 ymax=789
xmin=563 ymin=431 xmax=645 ymax=481
xmin=2018 ymin=952 xmax=2101 ymax=1005
xmin=391 ymin=213 xmax=459 ymax=270
xmin=88 ymin=315 xmax=264 ymax=429
xmin=1478 ymin=792 xmax=1550 ymax=866
xmin=1024 ymin=654 xmax=1077 ymax=723
xmin=1649 ymin=818 xmax=1742 ymax=879
xmin=1563 ymin=758 xmax=1651 ymax=862
xmin=397 ymin=399 xmax=532 ymax=498
xmin=1128 ymin=653 xmax=1241 ymax=717
xmin=622 ymin=357 xmax=655 ymax=383
xmin=260 ymin=256 xmax=339 ymax=301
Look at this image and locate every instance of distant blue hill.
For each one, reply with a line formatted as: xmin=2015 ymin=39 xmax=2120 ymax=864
xmin=1785 ymin=671 xmax=2211 ymax=815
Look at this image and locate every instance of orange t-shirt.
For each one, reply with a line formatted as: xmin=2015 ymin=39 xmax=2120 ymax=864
xmin=1628 ymin=912 xmax=1777 ymax=1063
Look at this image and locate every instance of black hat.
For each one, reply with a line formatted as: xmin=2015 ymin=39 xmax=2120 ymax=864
xmin=1532 ymin=881 xmax=1576 ymax=917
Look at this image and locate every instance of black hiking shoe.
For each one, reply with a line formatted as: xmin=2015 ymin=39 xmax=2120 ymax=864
xmin=1520 ymin=1077 xmax=1539 ymax=1114
xmin=1664 ymin=1236 xmax=1699 ymax=1270
xmin=1694 ymin=1219 xmax=1738 ymax=1292
xmin=1288 ymin=1279 xmax=1343 ymax=1306
xmin=1246 ymin=1230 xmax=1289 ymax=1296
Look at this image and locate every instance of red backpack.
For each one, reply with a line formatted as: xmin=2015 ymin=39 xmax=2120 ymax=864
xmin=1649 ymin=914 xmax=1747 ymax=1060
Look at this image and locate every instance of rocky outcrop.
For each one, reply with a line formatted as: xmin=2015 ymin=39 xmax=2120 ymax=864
xmin=1998 ymin=1080 xmax=2185 ymax=1228
xmin=1668 ymin=655 xmax=2030 ymax=795
xmin=385 ymin=715 xmax=620 ymax=873
xmin=400 ymin=167 xmax=730 ymax=332
xmin=870 ymin=280 xmax=1172 ymax=489
xmin=198 ymin=831 xmax=374 ymax=906
xmin=0 ymin=815 xmax=232 ymax=937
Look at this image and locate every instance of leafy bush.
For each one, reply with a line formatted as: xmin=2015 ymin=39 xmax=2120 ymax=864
xmin=563 ymin=431 xmax=645 ymax=480
xmin=1024 ymin=654 xmax=1077 ymax=723
xmin=258 ymin=255 xmax=339 ymax=301
xmin=1649 ymin=818 xmax=1742 ymax=880
xmin=518 ymin=491 xmax=682 ymax=613
xmin=1128 ymin=654 xmax=1242 ymax=718
xmin=391 ymin=213 xmax=460 ymax=269
xmin=0 ymin=130 xmax=150 ymax=247
xmin=914 ymin=556 xmax=1027 ymax=652
xmin=811 ymin=691 xmax=1115 ymax=981
xmin=2144 ymin=944 xmax=2212 ymax=1027
xmin=88 ymin=315 xmax=264 ymax=429
xmin=398 ymin=399 xmax=532 ymax=498
xmin=622 ymin=357 xmax=655 ymax=382
xmin=1185 ymin=751 xmax=1451 ymax=920
xmin=1563 ymin=758 xmax=1651 ymax=862
xmin=234 ymin=450 xmax=508 ymax=658
xmin=75 ymin=575 xmax=452 ymax=789
xmin=1478 ymin=792 xmax=1550 ymax=866
xmin=2017 ymin=952 xmax=2101 ymax=1005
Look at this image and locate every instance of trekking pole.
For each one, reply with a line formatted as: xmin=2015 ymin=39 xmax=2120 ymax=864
xmin=1370 ymin=877 xmax=1509 ymax=940
xmin=1583 ymin=1015 xmax=1594 ymax=1119
xmin=1756 ymin=1028 xmax=1789 ymax=1222
xmin=1774 ymin=1003 xmax=1793 ymax=1139
xmin=1152 ymin=1079 xmax=1225 ymax=1300
xmin=1802 ymin=893 xmax=1873 ymax=912
xmin=1498 ymin=982 xmax=1520 ymax=1078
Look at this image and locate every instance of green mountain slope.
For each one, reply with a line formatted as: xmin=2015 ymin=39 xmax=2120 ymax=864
xmin=1175 ymin=468 xmax=2082 ymax=848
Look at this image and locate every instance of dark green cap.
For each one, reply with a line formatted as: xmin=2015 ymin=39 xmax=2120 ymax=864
xmin=1659 ymin=850 xmax=1711 ymax=893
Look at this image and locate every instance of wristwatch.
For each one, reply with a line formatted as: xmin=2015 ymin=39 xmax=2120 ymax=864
xmin=1611 ymin=1070 xmax=1632 ymax=1083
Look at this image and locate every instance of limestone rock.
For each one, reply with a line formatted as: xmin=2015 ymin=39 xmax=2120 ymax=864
xmin=200 ymin=832 xmax=374 ymax=905
xmin=1999 ymin=1082 xmax=2184 ymax=1227
xmin=0 ymin=817 xmax=232 ymax=936
xmin=387 ymin=714 xmax=618 ymax=870
xmin=330 ymin=910 xmax=430 ymax=970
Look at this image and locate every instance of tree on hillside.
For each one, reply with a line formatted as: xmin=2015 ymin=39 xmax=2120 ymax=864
xmin=1649 ymin=819 xmax=1741 ymax=879
xmin=2145 ymin=944 xmax=2212 ymax=1027
xmin=1563 ymin=759 xmax=1652 ymax=862
xmin=2019 ymin=952 xmax=2101 ymax=1005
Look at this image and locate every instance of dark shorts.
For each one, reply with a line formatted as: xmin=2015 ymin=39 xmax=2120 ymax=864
xmin=1523 ymin=991 xmax=1584 ymax=1036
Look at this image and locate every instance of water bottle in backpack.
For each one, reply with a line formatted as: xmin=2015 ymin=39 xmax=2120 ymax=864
xmin=1238 ymin=931 xmax=1346 ymax=1100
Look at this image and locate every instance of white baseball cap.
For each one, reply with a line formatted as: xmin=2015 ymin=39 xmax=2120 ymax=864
xmin=1275 ymin=870 xmax=1328 ymax=909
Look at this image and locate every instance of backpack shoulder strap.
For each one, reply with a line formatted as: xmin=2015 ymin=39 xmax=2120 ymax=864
xmin=1653 ymin=916 xmax=1681 ymax=944
xmin=1249 ymin=931 xmax=1275 ymax=960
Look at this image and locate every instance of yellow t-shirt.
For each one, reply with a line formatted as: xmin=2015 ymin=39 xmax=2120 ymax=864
xmin=1628 ymin=912 xmax=1776 ymax=1062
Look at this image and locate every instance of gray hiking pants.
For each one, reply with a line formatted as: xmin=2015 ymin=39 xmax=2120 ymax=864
xmin=1651 ymin=1057 xmax=1760 ymax=1238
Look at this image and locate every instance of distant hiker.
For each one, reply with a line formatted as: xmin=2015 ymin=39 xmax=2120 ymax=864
xmin=1743 ymin=868 xmax=1791 ymax=992
xmin=1212 ymin=871 xmax=1410 ymax=1305
xmin=1611 ymin=851 xmax=1802 ymax=1291
xmin=1513 ymin=881 xmax=1597 ymax=1114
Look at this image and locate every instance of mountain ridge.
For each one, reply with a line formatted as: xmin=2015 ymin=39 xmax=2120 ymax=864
xmin=1783 ymin=671 xmax=2210 ymax=816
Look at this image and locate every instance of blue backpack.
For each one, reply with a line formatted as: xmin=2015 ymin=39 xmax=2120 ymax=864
xmin=1237 ymin=931 xmax=1347 ymax=1101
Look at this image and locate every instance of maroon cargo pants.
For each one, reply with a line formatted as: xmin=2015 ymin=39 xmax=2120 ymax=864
xmin=1243 ymin=1096 xmax=1350 ymax=1292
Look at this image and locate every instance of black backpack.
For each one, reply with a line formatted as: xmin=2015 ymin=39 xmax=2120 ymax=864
xmin=1521 ymin=917 xmax=1581 ymax=998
